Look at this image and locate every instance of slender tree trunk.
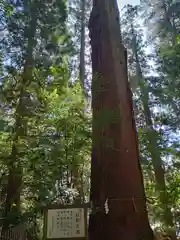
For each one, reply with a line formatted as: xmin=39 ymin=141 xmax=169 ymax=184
xmin=77 ymin=0 xmax=87 ymax=201
xmin=72 ymin=168 xmax=85 ymax=203
xmin=71 ymin=127 xmax=85 ymax=202
xmin=161 ymin=0 xmax=177 ymax=45
xmin=79 ymin=0 xmax=86 ymax=91
xmin=131 ymin=24 xmax=176 ymax=239
xmin=2 ymin=2 xmax=38 ymax=230
xmin=88 ymin=1 xmax=154 ymax=239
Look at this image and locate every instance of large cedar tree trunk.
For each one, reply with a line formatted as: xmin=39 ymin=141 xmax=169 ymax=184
xmin=88 ymin=0 xmax=154 ymax=239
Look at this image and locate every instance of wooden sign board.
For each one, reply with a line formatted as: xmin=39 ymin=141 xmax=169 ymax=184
xmin=44 ymin=204 xmax=88 ymax=240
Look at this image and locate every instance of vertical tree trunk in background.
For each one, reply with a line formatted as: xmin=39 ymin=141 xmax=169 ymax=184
xmin=71 ymin=165 xmax=85 ymax=203
xmin=74 ymin=0 xmax=86 ymax=200
xmin=161 ymin=0 xmax=177 ymax=45
xmin=79 ymin=0 xmax=86 ymax=91
xmin=131 ymin=23 xmax=177 ymax=239
xmin=88 ymin=0 xmax=154 ymax=239
xmin=2 ymin=2 xmax=38 ymax=230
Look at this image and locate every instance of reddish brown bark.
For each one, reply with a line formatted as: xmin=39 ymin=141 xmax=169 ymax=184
xmin=88 ymin=1 xmax=154 ymax=239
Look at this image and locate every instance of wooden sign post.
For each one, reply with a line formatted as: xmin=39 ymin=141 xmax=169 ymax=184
xmin=44 ymin=204 xmax=88 ymax=240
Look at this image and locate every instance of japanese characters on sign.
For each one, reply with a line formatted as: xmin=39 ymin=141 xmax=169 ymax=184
xmin=46 ymin=208 xmax=86 ymax=239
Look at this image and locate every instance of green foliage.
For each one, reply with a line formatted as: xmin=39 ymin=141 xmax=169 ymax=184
xmin=0 ymin=0 xmax=91 ymax=235
xmin=122 ymin=2 xmax=180 ymax=235
xmin=1 ymin=0 xmax=180 ymax=237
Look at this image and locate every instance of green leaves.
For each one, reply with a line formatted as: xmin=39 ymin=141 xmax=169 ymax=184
xmin=6 ymin=4 xmax=14 ymax=17
xmin=176 ymin=35 xmax=180 ymax=44
xmin=122 ymin=2 xmax=180 ymax=234
xmin=0 ymin=0 xmax=91 ymax=230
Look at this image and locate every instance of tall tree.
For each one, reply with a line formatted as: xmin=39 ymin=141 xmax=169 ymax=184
xmin=3 ymin=1 xmax=39 ymax=226
xmin=141 ymin=0 xmax=180 ymax=45
xmin=121 ymin=5 xmax=176 ymax=238
xmin=79 ymin=0 xmax=86 ymax=90
xmin=0 ymin=0 xmax=71 ymax=228
xmin=88 ymin=0 xmax=154 ymax=239
xmin=68 ymin=0 xmax=92 ymax=95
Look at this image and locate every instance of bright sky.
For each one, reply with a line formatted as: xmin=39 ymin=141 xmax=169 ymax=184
xmin=118 ymin=0 xmax=140 ymax=9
